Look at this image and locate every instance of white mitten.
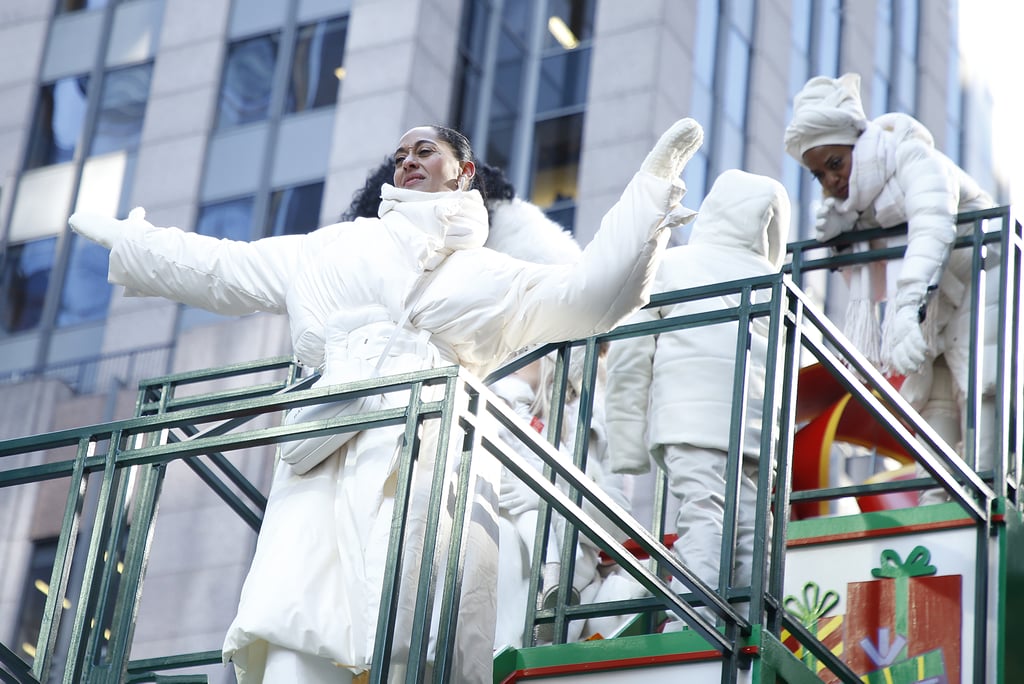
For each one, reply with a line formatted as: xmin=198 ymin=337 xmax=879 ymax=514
xmin=499 ymin=475 xmax=540 ymax=516
xmin=640 ymin=117 xmax=704 ymax=180
xmin=885 ymin=305 xmax=929 ymax=375
xmin=814 ymin=197 xmax=859 ymax=242
xmin=68 ymin=207 xmax=154 ymax=249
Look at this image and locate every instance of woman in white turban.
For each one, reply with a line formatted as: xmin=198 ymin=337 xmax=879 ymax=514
xmin=784 ymin=73 xmax=998 ymax=505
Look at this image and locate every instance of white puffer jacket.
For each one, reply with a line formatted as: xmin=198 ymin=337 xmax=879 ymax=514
xmin=604 ymin=170 xmax=790 ymax=473
xmin=834 ymin=113 xmax=996 ymax=397
xmin=107 ymin=173 xmax=683 ymax=680
xmin=109 ymin=174 xmax=681 ymax=378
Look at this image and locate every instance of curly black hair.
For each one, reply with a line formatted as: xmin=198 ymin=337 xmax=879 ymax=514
xmin=340 ymin=153 xmax=516 ymax=222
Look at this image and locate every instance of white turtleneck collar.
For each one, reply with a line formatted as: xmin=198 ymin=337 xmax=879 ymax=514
xmin=378 ymin=184 xmax=489 ymax=263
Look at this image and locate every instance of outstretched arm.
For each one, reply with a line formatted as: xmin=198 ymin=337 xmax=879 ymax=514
xmin=69 ymin=208 xmax=307 ymax=315
xmin=504 ymin=118 xmax=704 ymax=348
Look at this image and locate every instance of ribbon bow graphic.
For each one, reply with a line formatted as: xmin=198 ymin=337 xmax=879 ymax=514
xmin=784 ymin=581 xmax=839 ymax=628
xmin=871 ymin=545 xmax=937 ymax=579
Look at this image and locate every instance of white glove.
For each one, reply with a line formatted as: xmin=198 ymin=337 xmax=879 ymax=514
xmin=814 ymin=196 xmax=859 ymax=242
xmin=499 ymin=475 xmax=540 ymax=516
xmin=68 ymin=207 xmax=153 ymax=250
xmin=885 ymin=305 xmax=929 ymax=375
xmin=640 ymin=117 xmax=704 ymax=180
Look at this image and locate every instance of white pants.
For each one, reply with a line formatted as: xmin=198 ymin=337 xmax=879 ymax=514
xmin=663 ymin=444 xmax=766 ymax=621
xmin=913 ymin=356 xmax=997 ymax=505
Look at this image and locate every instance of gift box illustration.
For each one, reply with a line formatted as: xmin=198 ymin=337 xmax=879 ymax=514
xmin=784 ymin=545 xmax=961 ymax=683
xmin=781 ymin=581 xmax=844 ymax=682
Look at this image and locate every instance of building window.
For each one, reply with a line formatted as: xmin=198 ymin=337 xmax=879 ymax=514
xmin=1 ymin=238 xmax=57 ymax=334
xmin=454 ymin=0 xmax=595 ymax=233
xmin=217 ymin=33 xmax=281 ymax=129
xmin=891 ymin=0 xmax=920 ymax=113
xmin=89 ymin=63 xmax=154 ymax=157
xmin=197 ymin=196 xmax=257 ymax=241
xmin=56 ymin=0 xmax=108 ymax=13
xmin=56 ymin=235 xmax=113 ymax=327
xmin=25 ymin=76 xmax=90 ymax=170
xmin=218 ymin=15 xmax=350 ymax=129
xmin=945 ymin=6 xmax=963 ymax=164
xmin=286 ymin=16 xmax=348 ymax=114
xmin=267 ymin=181 xmax=325 ymax=236
xmin=871 ymin=0 xmax=894 ymax=118
xmin=13 ymin=538 xmax=59 ymax=664
xmin=529 ymin=114 xmax=581 ymax=229
xmin=683 ymin=0 xmax=719 ymax=206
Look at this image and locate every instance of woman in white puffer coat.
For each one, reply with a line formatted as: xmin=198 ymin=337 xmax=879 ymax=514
xmin=68 ymin=121 xmax=703 ymax=683
xmin=784 ymin=73 xmax=997 ymax=505
xmin=603 ymin=169 xmax=790 ymax=625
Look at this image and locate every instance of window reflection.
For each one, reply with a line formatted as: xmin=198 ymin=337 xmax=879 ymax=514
xmin=500 ymin=0 xmax=531 ymax=44
xmin=56 ymin=235 xmax=113 ymax=327
xmin=529 ymin=115 xmax=581 ymax=218
xmin=267 ymin=181 xmax=324 ymax=236
xmin=544 ymin=0 xmax=594 ymax=49
xmin=197 ymin=196 xmax=256 ymax=242
xmin=493 ymin=35 xmax=526 ymax=121
xmin=1 ymin=238 xmax=57 ymax=334
xmin=13 ymin=538 xmax=58 ymax=665
xmin=536 ymin=49 xmax=589 ymax=112
xmin=56 ymin=0 xmax=107 ymax=12
xmin=25 ymin=76 xmax=89 ymax=170
xmin=286 ymin=17 xmax=348 ymax=114
xmin=723 ymin=27 xmax=750 ymax=128
xmin=90 ymin=63 xmax=154 ymax=157
xmin=217 ymin=34 xmax=280 ymax=129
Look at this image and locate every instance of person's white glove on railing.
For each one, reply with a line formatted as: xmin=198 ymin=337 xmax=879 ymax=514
xmin=814 ymin=196 xmax=859 ymax=242
xmin=68 ymin=207 xmax=154 ymax=250
xmin=640 ymin=117 xmax=704 ymax=180
xmin=499 ymin=475 xmax=540 ymax=516
xmin=885 ymin=304 xmax=929 ymax=375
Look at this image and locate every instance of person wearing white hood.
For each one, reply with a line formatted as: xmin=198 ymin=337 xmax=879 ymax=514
xmin=783 ymin=73 xmax=997 ymax=505
xmin=67 ymin=120 xmax=704 ymax=683
xmin=603 ymin=169 xmax=790 ymax=626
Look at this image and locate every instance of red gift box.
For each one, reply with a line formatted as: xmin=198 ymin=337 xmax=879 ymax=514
xmin=843 ymin=546 xmax=961 ymax=683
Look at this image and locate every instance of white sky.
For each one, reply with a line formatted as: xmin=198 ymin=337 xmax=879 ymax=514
xmin=959 ymin=0 xmax=1022 ymax=206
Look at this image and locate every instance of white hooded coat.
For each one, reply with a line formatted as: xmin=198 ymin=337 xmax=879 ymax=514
xmin=840 ymin=113 xmax=996 ymax=402
xmin=604 ymin=169 xmax=790 ymax=474
xmin=104 ymin=173 xmax=683 ymax=681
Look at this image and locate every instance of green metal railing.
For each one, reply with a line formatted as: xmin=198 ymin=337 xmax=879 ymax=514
xmin=1 ymin=206 xmax=1019 ymax=683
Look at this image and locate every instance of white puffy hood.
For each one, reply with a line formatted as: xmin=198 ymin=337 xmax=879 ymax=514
xmin=687 ymin=169 xmax=791 ymax=270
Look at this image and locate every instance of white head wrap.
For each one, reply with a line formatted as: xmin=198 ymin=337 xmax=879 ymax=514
xmin=783 ymin=73 xmax=868 ymax=166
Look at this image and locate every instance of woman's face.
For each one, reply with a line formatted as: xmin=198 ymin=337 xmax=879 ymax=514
xmin=392 ymin=127 xmax=471 ymax=193
xmin=802 ymin=144 xmax=854 ymax=200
